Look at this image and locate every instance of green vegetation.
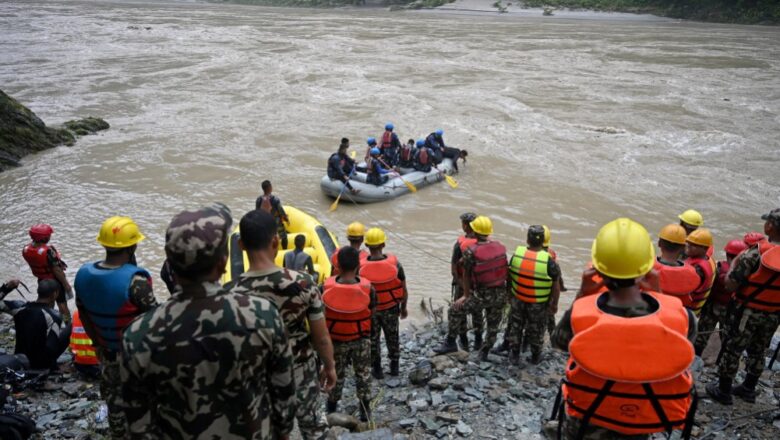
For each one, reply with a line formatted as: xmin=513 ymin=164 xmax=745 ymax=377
xmin=521 ymin=0 xmax=780 ymax=24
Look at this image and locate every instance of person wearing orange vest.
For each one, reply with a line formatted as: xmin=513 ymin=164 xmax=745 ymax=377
xmin=683 ymin=228 xmax=716 ymax=316
xmin=507 ymin=225 xmax=561 ymax=365
xmin=434 ymin=212 xmax=484 ymax=354
xmin=22 ymin=224 xmax=73 ymax=321
xmin=330 ymin=222 xmax=369 ymax=277
xmin=707 ymin=208 xmax=780 ymax=405
xmin=361 ymin=228 xmax=408 ymax=378
xmin=453 ymin=216 xmax=508 ymax=362
xmin=324 ymin=246 xmax=376 ymax=421
xmin=651 ymin=224 xmax=701 ymax=308
xmin=70 ymin=309 xmax=100 ymax=378
xmin=693 ymin=239 xmax=747 ymax=356
xmin=551 ymin=218 xmax=697 ymax=439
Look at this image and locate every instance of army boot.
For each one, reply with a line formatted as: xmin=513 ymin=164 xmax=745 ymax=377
xmin=390 ymin=359 xmax=400 ymax=376
xmin=371 ymin=359 xmax=384 ymax=379
xmin=733 ymin=374 xmax=759 ymax=403
xmin=359 ymin=398 xmax=372 ymax=422
xmin=433 ymin=337 xmax=458 ymax=355
xmin=326 ymin=400 xmax=338 ymax=414
xmin=705 ymin=378 xmax=733 ymax=405
xmin=458 ymin=334 xmax=469 ymax=352
xmin=473 ymin=332 xmax=483 ymax=351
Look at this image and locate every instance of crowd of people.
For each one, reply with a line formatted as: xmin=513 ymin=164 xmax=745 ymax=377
xmin=326 ymin=124 xmax=468 ymax=191
xmin=1 ymin=199 xmax=779 ymax=440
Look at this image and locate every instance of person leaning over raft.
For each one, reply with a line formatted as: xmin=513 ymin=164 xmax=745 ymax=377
xmin=552 ymin=218 xmax=697 ymax=440
xmin=256 ymin=179 xmax=290 ymax=250
xmin=74 ymin=216 xmax=157 ymax=440
xmin=120 ymin=203 xmax=297 ymax=439
xmin=706 ymin=208 xmax=780 ymax=405
xmin=425 ymin=129 xmax=446 ymax=165
xmin=228 ymin=209 xmax=336 ymax=440
xmin=327 ymin=138 xmax=359 ymax=195
xmin=0 ymin=279 xmax=72 ymax=370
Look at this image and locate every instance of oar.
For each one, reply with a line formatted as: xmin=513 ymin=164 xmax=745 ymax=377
xmin=377 ymin=157 xmax=416 ymax=193
xmin=435 ymin=165 xmax=458 ymax=189
xmin=329 ymin=166 xmax=356 ymax=212
xmin=350 ymin=151 xmax=357 ymax=159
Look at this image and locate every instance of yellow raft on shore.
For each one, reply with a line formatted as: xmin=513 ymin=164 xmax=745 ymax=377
xmin=221 ymin=206 xmax=339 ymax=285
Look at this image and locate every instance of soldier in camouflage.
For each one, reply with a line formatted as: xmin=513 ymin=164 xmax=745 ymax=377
xmin=707 ymin=208 xmax=780 ymax=405
xmin=228 ymin=209 xmax=336 ymax=440
xmin=120 ymin=203 xmax=296 ymax=439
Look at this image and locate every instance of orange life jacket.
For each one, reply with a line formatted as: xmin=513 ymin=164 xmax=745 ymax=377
xmin=330 ymin=248 xmax=369 ymax=276
xmin=653 ymin=260 xmax=700 ymax=309
xmin=360 ymin=254 xmax=404 ymax=311
xmin=69 ymin=310 xmax=99 ymax=366
xmin=709 ymin=260 xmax=732 ymax=306
xmin=685 ymin=256 xmax=715 ymax=315
xmin=561 ymin=291 xmax=695 ymax=436
xmin=734 ymin=242 xmax=780 ymax=312
xmin=468 ymin=241 xmax=508 ymax=289
xmin=455 ymin=236 xmax=478 ymax=278
xmin=22 ymin=243 xmax=59 ymax=280
xmin=322 ymin=277 xmax=372 ymax=342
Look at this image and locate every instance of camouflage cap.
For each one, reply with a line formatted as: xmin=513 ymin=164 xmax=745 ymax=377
xmin=761 ymin=208 xmax=780 ymax=226
xmin=165 ymin=203 xmax=232 ymax=273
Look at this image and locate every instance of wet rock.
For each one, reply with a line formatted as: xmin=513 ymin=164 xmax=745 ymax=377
xmin=408 ymin=398 xmax=429 ymax=411
xmin=398 ymin=418 xmax=417 ymax=428
xmin=442 ymin=388 xmax=459 ymax=404
xmin=327 ymin=426 xmax=351 ymax=439
xmin=428 ymin=377 xmax=449 ymax=390
xmin=420 ymin=417 xmax=441 ymax=433
xmin=436 ymin=411 xmax=460 ymax=424
xmin=385 ymin=378 xmax=401 ymax=388
xmin=338 ymin=428 xmax=394 ymax=440
xmin=431 ymin=355 xmax=456 ymax=372
xmin=327 ymin=412 xmax=360 ymax=430
xmin=408 ymin=360 xmax=434 ymax=386
xmin=63 ymin=117 xmax=109 ymax=137
xmin=456 ymin=420 xmax=473 ymax=437
xmin=62 ymin=382 xmax=81 ymax=397
xmin=463 ymin=387 xmax=483 ymax=400
xmin=449 ymin=351 xmax=470 ymax=363
xmin=36 ymin=413 xmax=57 ymax=428
xmin=430 ymin=392 xmax=443 ymax=407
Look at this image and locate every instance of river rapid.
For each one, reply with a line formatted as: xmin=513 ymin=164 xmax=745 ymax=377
xmin=1 ymin=0 xmax=779 ymax=316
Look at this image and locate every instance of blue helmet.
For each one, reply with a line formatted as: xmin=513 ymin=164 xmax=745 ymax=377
xmin=370 ymin=147 xmax=380 ymax=156
xmin=385 ymin=123 xmax=394 ymax=131
xmin=435 ymin=129 xmax=444 ymax=136
xmin=416 ymin=139 xmax=425 ymax=147
xmin=367 ymin=137 xmax=376 ymax=146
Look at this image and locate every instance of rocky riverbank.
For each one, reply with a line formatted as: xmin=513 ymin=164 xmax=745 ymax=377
xmin=0 ymin=90 xmax=109 ymax=172
xmin=2 ymin=311 xmax=780 ymax=439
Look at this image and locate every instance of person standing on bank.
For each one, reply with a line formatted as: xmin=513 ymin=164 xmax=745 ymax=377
xmin=228 ymin=209 xmax=336 ymax=439
xmin=22 ymin=224 xmax=73 ymax=321
xmin=330 ymin=222 xmax=369 ymax=277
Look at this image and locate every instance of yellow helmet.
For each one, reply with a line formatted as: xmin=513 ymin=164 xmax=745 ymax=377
xmin=591 ymin=218 xmax=655 ymax=280
xmin=347 ymin=222 xmax=365 ymax=238
xmin=364 ymin=227 xmax=386 ymax=247
xmin=542 ymin=225 xmax=551 ymax=247
xmin=678 ymin=209 xmax=704 ymax=227
xmin=658 ymin=224 xmax=687 ymax=245
xmin=469 ymin=216 xmax=493 ymax=236
xmin=97 ymin=216 xmax=145 ymax=248
xmin=686 ymin=227 xmax=713 ymax=248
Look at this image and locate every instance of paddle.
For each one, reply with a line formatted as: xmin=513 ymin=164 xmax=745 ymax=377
xmin=435 ymin=165 xmax=458 ymax=189
xmin=377 ymin=157 xmax=416 ymax=193
xmin=329 ymin=166 xmax=356 ymax=212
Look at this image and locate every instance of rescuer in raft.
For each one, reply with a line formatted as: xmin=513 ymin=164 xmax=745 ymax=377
xmin=22 ymin=224 xmax=73 ymax=321
xmin=707 ymin=208 xmax=780 ymax=405
xmin=424 ymin=129 xmax=446 ymax=165
xmin=366 ymin=147 xmax=391 ymax=186
xmin=552 ymin=218 xmax=697 ymax=439
xmin=323 ymin=246 xmax=376 ymax=421
xmin=327 ymin=138 xmax=359 ymax=195
xmin=379 ymin=123 xmax=402 ymax=167
xmin=413 ymin=139 xmax=433 ymax=173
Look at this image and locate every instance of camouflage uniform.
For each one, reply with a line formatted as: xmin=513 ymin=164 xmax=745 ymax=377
xmin=461 ymin=248 xmax=507 ymax=356
xmin=372 ymin=306 xmax=401 ymax=364
xmin=330 ymin=338 xmax=372 ymax=403
xmin=229 ymin=267 xmax=328 ymax=440
xmin=552 ymin=294 xmax=697 ymax=440
xmin=77 ymin=270 xmax=156 ymax=439
xmin=447 ymin=240 xmax=484 ymax=339
xmin=508 ymin=254 xmax=559 ymax=358
xmin=693 ymin=301 xmax=728 ymax=355
xmin=717 ymin=243 xmax=780 ymax=380
xmin=120 ymin=203 xmax=297 ymax=439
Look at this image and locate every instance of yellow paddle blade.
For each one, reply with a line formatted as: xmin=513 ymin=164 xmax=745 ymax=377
xmin=350 ymin=151 xmax=357 ymax=159
xmin=402 ymin=178 xmax=417 ymax=193
xmin=445 ymin=174 xmax=458 ymax=188
xmin=329 ymin=193 xmax=342 ymax=212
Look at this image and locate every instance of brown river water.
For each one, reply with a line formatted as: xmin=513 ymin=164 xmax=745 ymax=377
xmin=1 ymin=0 xmax=779 ymax=318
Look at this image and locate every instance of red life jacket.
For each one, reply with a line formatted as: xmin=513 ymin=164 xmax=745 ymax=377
xmin=322 ymin=277 xmax=372 ymax=342
xmin=684 ymin=256 xmax=715 ymax=315
xmin=381 ymin=131 xmax=393 ymax=149
xmin=653 ymin=261 xmax=700 ymax=309
xmin=709 ymin=261 xmax=732 ymax=306
xmin=562 ymin=291 xmax=695 ymax=435
xmin=360 ymin=254 xmax=404 ymax=311
xmin=468 ymin=241 xmax=508 ymax=289
xmin=455 ymin=236 xmax=478 ymax=277
xmin=22 ymin=243 xmax=59 ymax=280
xmin=735 ymin=242 xmax=780 ymax=312
xmin=330 ymin=248 xmax=368 ymax=277
xmin=400 ymin=145 xmax=413 ymax=163
xmin=418 ymin=148 xmax=429 ymax=166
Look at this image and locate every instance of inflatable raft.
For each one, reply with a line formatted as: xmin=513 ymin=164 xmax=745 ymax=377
xmin=221 ymin=206 xmax=339 ymax=285
xmin=320 ymin=158 xmax=457 ymax=204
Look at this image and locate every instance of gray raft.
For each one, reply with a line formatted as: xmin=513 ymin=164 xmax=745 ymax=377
xmin=320 ymin=158 xmax=457 ymax=204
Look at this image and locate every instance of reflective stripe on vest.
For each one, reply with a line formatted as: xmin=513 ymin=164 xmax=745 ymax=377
xmin=653 ymin=261 xmax=700 ymax=309
xmin=22 ymin=243 xmax=57 ymax=280
xmin=509 ymin=246 xmax=553 ymax=303
xmin=322 ymin=277 xmax=372 ymax=342
xmin=735 ymin=243 xmax=780 ymax=312
xmin=469 ymin=241 xmax=508 ymax=289
xmin=563 ymin=291 xmax=694 ymax=435
xmin=685 ymin=256 xmax=715 ymax=316
xmin=74 ymin=262 xmax=148 ymax=351
xmin=360 ymin=254 xmax=403 ymax=311
xmin=70 ymin=311 xmax=99 ymax=365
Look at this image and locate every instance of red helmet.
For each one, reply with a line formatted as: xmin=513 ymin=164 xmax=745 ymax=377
xmin=724 ymin=239 xmax=748 ymax=256
xmin=29 ymin=224 xmax=54 ymax=242
xmin=743 ymin=231 xmax=766 ymax=247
